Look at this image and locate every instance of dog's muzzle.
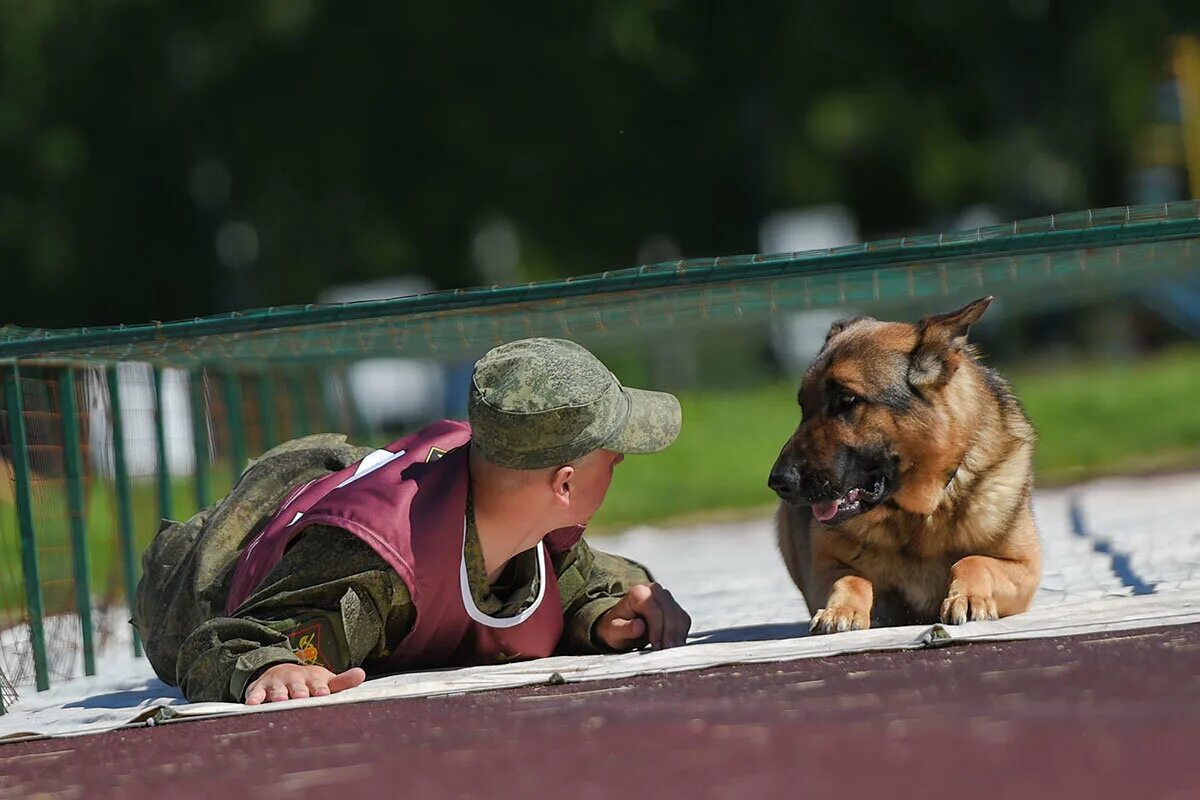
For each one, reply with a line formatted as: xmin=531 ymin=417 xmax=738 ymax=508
xmin=768 ymin=461 xmax=802 ymax=502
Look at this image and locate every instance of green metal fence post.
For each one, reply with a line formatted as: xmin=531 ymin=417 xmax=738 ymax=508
xmin=106 ymin=367 xmax=142 ymax=657
xmin=318 ymin=369 xmax=338 ymax=434
xmin=290 ymin=370 xmax=312 ymax=437
xmin=4 ymin=364 xmax=50 ymax=690
xmin=152 ymin=367 xmax=173 ymax=525
xmin=257 ymin=372 xmax=278 ymax=452
xmin=339 ymin=368 xmax=370 ymax=442
xmin=59 ymin=367 xmax=96 ymax=676
xmin=190 ymin=369 xmax=211 ymax=510
xmin=223 ymin=369 xmax=247 ymax=480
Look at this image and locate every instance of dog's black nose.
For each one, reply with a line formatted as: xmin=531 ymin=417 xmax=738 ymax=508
xmin=768 ymin=467 xmax=800 ymax=499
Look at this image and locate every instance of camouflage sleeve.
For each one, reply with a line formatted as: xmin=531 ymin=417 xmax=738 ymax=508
xmin=174 ymin=526 xmax=414 ymax=703
xmin=553 ymin=538 xmax=654 ymax=654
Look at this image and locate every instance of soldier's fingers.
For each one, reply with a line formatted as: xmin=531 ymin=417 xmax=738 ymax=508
xmin=328 ymin=667 xmax=367 ymax=693
xmin=616 ymin=584 xmax=652 ymax=618
xmin=658 ymin=589 xmax=691 ymax=649
xmin=601 ymin=615 xmax=646 ymax=648
xmin=613 ymin=616 xmax=647 ymax=638
xmin=310 ymin=680 xmax=332 ymax=697
xmin=638 ymin=590 xmax=665 ymax=650
xmin=655 ymin=587 xmax=682 ymax=649
xmin=244 ymin=683 xmax=267 ymax=705
xmin=679 ymin=608 xmax=693 ymax=647
xmin=288 ymin=682 xmax=310 ymax=699
xmin=674 ymin=612 xmax=692 ymax=648
xmin=266 ymin=683 xmax=290 ymax=703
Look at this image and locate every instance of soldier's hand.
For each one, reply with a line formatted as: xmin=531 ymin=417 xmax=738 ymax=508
xmin=244 ymin=664 xmax=366 ymax=705
xmin=595 ymin=583 xmax=691 ymax=651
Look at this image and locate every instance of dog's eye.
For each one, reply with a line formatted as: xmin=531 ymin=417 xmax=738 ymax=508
xmin=832 ymin=392 xmax=859 ymax=414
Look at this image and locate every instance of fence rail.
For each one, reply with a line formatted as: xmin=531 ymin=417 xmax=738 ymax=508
xmin=2 ymin=201 xmax=1199 ymax=367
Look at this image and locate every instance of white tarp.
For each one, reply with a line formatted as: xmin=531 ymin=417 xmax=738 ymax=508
xmin=3 ymin=472 xmax=1198 ymax=742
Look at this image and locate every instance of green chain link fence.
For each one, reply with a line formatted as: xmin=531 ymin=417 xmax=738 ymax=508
xmin=1 ymin=200 xmax=1198 ymax=711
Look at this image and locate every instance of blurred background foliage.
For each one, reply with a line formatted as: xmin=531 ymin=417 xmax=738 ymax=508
xmin=1 ymin=0 xmax=1197 ymax=329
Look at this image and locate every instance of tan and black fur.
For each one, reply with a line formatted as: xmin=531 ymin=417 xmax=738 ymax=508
xmin=768 ymin=297 xmax=1041 ymax=633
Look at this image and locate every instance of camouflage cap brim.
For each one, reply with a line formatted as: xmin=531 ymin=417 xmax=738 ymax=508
xmin=603 ymin=387 xmax=681 ymax=455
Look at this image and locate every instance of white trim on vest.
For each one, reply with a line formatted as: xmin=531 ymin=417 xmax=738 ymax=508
xmin=335 ymin=448 xmax=407 ymax=489
xmin=458 ymin=518 xmax=547 ymax=629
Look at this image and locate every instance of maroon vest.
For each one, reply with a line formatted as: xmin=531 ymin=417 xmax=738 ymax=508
xmin=225 ymin=420 xmax=585 ymax=670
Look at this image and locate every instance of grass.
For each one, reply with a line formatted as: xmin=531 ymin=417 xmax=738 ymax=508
xmin=3 ymin=345 xmax=1199 ymax=612
xmin=0 ymin=468 xmax=234 ymax=614
xmin=1014 ymin=348 xmax=1200 ymax=481
xmin=589 ymin=345 xmax=1200 ymax=530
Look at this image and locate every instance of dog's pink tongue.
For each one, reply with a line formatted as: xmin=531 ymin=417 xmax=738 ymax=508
xmin=812 ymin=500 xmax=841 ymax=522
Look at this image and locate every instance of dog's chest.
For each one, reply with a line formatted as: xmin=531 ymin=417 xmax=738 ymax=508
xmin=840 ymin=525 xmax=960 ymax=613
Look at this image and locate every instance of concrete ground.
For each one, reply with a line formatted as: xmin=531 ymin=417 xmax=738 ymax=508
xmin=3 ymin=623 xmax=1198 ymax=799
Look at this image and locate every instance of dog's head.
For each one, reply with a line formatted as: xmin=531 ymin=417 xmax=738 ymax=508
xmin=768 ymin=297 xmax=993 ymax=524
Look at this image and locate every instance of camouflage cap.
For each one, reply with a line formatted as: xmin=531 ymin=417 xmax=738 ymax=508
xmin=468 ymin=338 xmax=682 ymax=469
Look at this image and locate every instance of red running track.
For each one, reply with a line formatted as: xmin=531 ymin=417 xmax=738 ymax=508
xmin=2 ymin=624 xmax=1199 ymax=799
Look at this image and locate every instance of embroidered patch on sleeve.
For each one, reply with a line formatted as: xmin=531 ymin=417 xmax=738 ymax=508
xmin=287 ymin=623 xmax=329 ymax=668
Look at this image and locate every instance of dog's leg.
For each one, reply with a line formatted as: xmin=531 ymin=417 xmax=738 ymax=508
xmin=940 ymin=554 xmax=1039 ymax=624
xmin=809 ymin=563 xmax=874 ymax=634
xmin=941 ymin=506 xmax=1041 ymax=624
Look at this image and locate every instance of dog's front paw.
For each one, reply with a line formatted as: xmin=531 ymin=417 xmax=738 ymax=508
xmin=809 ymin=606 xmax=869 ymax=635
xmin=939 ymin=592 xmax=998 ymax=625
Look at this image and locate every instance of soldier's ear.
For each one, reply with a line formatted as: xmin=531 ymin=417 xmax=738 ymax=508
xmin=823 ymin=315 xmax=874 ymax=348
xmin=908 ymin=296 xmax=993 ymax=387
xmin=550 ymin=464 xmax=574 ymax=504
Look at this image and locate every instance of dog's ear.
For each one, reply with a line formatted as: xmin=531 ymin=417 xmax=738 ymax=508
xmin=918 ymin=296 xmax=993 ymax=350
xmin=908 ymin=297 xmax=993 ymax=387
xmin=823 ymin=315 xmax=874 ymax=348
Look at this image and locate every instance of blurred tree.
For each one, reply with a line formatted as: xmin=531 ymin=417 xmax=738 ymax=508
xmin=0 ymin=0 xmax=1195 ymax=327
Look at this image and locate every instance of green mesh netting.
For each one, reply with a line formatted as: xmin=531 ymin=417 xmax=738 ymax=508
xmin=3 ymin=201 xmax=1199 ymax=368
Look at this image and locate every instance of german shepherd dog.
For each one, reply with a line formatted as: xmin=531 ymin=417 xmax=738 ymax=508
xmin=769 ymin=297 xmax=1041 ymax=633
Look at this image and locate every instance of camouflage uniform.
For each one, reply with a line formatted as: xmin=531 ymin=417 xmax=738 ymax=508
xmin=133 ymin=338 xmax=682 ymax=703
